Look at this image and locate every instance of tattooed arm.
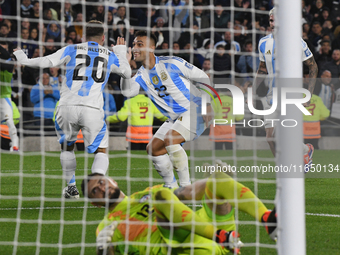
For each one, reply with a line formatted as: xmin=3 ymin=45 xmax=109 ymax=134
xmin=303 ymin=56 xmax=318 ymax=106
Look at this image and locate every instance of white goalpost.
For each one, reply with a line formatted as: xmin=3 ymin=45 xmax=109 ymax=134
xmin=0 ymin=0 xmax=308 ymax=254
xmin=276 ymin=0 xmax=306 ymax=254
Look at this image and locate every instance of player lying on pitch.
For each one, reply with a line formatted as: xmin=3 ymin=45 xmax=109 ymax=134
xmin=82 ymin=163 xmax=277 ymax=255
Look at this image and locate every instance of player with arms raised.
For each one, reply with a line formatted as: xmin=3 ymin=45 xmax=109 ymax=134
xmin=121 ymin=30 xmax=213 ymax=188
xmin=14 ymin=20 xmax=131 ymax=198
xmin=255 ymin=8 xmax=318 ymax=171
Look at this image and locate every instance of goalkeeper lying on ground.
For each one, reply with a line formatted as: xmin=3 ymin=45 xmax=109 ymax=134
xmin=81 ymin=164 xmax=277 ymax=255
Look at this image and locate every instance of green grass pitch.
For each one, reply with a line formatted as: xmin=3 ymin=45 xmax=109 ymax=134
xmin=0 ymin=150 xmax=339 ymax=254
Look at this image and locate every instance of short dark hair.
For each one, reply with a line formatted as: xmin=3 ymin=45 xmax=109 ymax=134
xmin=135 ymin=30 xmax=157 ymax=46
xmin=81 ymin=173 xmax=104 ymax=197
xmin=86 ymin=20 xmax=104 ymax=40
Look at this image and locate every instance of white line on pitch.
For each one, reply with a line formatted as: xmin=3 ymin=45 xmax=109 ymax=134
xmin=0 ymin=206 xmax=339 ymax=218
xmin=305 ymin=212 xmax=340 ymax=218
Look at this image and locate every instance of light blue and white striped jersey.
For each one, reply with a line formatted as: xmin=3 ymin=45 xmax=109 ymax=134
xmin=14 ymin=42 xmax=131 ymax=109
xmin=121 ymin=56 xmax=211 ymax=120
xmin=258 ymin=34 xmax=313 ymax=101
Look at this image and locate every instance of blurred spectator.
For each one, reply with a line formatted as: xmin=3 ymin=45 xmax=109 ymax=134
xmin=30 ymin=0 xmax=40 ymax=28
xmin=214 ymin=4 xmax=230 ymax=34
xmin=164 ymin=0 xmax=189 ymax=26
xmin=160 ymin=0 xmax=188 ymax=42
xmin=65 ymin=37 xmax=75 ymax=45
xmin=73 ymin=12 xmax=84 ymax=41
xmin=46 ymin=21 xmax=62 ymax=43
xmin=302 ymin=0 xmax=313 ymax=24
xmin=21 ymin=18 xmax=30 ymax=30
xmin=152 ymin=17 xmax=170 ymax=46
xmin=107 ymin=9 xmax=113 ymax=26
xmin=234 ymin=0 xmax=251 ymax=27
xmin=213 ymin=43 xmax=231 ymax=80
xmin=303 ymin=22 xmax=310 ymax=34
xmin=178 ymin=23 xmax=204 ymax=49
xmin=185 ymin=2 xmax=209 ymax=36
xmin=137 ymin=7 xmax=158 ymax=28
xmin=114 ymin=6 xmax=130 ymax=30
xmin=29 ymin=27 xmax=39 ymax=41
xmin=233 ymin=24 xmax=248 ymax=48
xmin=30 ymin=72 xmax=60 ymax=126
xmin=44 ymin=37 xmax=57 ymax=55
xmin=303 ymin=93 xmax=330 ymax=150
xmin=2 ymin=20 xmax=17 ymax=38
xmin=20 ymin=47 xmax=41 ymax=122
xmin=201 ymin=58 xmax=212 ymax=77
xmin=308 ymin=21 xmax=323 ymax=51
xmin=315 ymin=39 xmax=331 ymax=70
xmin=66 ymin=28 xmax=79 ymax=43
xmin=202 ymin=58 xmax=210 ymax=71
xmin=111 ymin=21 xmax=128 ymax=45
xmin=311 ymin=0 xmax=325 ymax=23
xmin=322 ymin=49 xmax=340 ymax=82
xmin=216 ymin=30 xmax=241 ymax=53
xmin=20 ymin=0 xmax=34 ymax=18
xmin=16 ymin=28 xmax=37 ymax=58
xmin=315 ymin=70 xmax=335 ymax=110
xmin=0 ymin=23 xmax=15 ymax=51
xmin=106 ymin=94 xmax=167 ymax=150
xmin=331 ymin=0 xmax=340 ymax=25
xmin=43 ymin=8 xmax=53 ymax=22
xmin=49 ymin=67 xmax=62 ymax=88
xmin=63 ymin=1 xmax=74 ymax=28
xmin=196 ymin=38 xmax=214 ymax=64
xmin=90 ymin=4 xmax=105 ymax=22
xmin=236 ymin=40 xmax=259 ymax=81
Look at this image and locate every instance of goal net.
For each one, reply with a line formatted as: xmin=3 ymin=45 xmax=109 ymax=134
xmin=0 ymin=0 xmax=305 ymax=254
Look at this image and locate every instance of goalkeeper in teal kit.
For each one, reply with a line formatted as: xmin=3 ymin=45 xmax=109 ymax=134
xmin=82 ymin=168 xmax=277 ymax=254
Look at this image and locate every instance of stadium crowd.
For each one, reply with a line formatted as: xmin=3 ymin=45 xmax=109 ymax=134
xmin=0 ymin=0 xmax=339 ymax=146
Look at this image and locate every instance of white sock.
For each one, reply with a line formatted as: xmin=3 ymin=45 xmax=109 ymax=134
xmin=165 ymin=144 xmax=191 ymax=187
xmin=303 ymin=143 xmax=309 ymax=154
xmin=91 ymin=152 xmax=109 ymax=175
xmin=60 ymin=150 xmax=76 ymax=186
xmin=6 ymin=118 xmax=19 ymax=148
xmin=151 ymin=154 xmax=177 ymax=187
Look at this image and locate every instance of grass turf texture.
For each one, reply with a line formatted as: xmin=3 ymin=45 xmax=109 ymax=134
xmin=0 ymin=150 xmax=339 ymax=254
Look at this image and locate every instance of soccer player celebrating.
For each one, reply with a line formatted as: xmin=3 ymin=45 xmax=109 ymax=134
xmin=14 ymin=20 xmax=131 ymax=198
xmin=82 ymin=166 xmax=277 ymax=255
xmin=0 ymin=41 xmax=19 ymax=152
xmin=254 ymin=8 xmax=318 ymax=171
xmin=121 ymin=30 xmax=213 ymax=188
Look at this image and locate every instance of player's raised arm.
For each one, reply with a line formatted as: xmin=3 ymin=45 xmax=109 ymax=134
xmin=110 ymin=37 xmax=132 ymax=79
xmin=13 ymin=46 xmax=69 ymax=68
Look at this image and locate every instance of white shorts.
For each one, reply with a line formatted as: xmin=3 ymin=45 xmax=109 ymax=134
xmin=0 ymin=98 xmax=13 ymax=123
xmin=154 ymin=102 xmax=206 ymax=142
xmin=55 ymin=105 xmax=108 ymax=153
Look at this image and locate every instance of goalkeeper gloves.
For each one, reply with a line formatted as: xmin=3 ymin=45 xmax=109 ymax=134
xmin=96 ymin=221 xmax=118 ymax=254
xmin=215 ymin=230 xmax=244 ymax=254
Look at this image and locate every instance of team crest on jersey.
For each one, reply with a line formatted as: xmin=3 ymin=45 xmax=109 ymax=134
xmin=139 ymin=194 xmax=151 ymax=203
xmin=160 ymin=71 xmax=168 ymax=81
xmin=152 ymin=76 xmax=159 ymax=85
